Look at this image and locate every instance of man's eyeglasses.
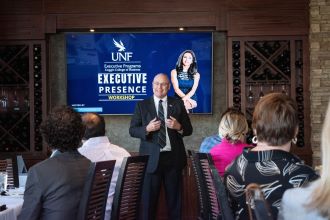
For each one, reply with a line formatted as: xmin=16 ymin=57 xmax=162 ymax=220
xmin=153 ymin=82 xmax=169 ymax=87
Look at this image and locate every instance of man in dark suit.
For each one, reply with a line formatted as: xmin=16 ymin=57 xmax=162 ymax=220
xmin=18 ymin=106 xmax=91 ymax=220
xmin=129 ymin=73 xmax=193 ymax=220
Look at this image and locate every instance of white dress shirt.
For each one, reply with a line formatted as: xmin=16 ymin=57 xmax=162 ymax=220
xmin=153 ymin=95 xmax=171 ymax=152
xmin=78 ymin=136 xmax=130 ymax=220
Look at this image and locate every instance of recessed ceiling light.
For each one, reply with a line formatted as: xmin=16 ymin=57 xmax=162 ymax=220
xmin=179 ymin=27 xmax=185 ymax=31
xmin=90 ymin=29 xmax=95 ymax=32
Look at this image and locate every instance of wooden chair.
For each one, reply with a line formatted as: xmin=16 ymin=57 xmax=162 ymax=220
xmin=111 ymin=155 xmax=149 ymax=220
xmin=245 ymin=183 xmax=273 ymax=220
xmin=188 ymin=150 xmax=234 ymax=220
xmin=77 ymin=160 xmax=116 ymax=220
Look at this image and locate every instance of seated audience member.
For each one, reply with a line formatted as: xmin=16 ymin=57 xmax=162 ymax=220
xmin=18 ymin=106 xmax=91 ymax=220
xmin=210 ymin=108 xmax=248 ymax=177
xmin=78 ymin=113 xmax=130 ymax=220
xmin=278 ymin=101 xmax=330 ymax=220
xmin=224 ymin=93 xmax=318 ymax=220
xmin=199 ymin=134 xmax=221 ymax=153
xmin=199 ymin=111 xmax=230 ymax=153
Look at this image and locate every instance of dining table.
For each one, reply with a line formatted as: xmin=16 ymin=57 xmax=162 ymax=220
xmin=0 ymin=187 xmax=24 ymax=220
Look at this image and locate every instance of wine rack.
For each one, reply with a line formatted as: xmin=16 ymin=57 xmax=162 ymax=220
xmin=228 ymin=37 xmax=312 ymax=164
xmin=0 ymin=42 xmax=46 ymax=154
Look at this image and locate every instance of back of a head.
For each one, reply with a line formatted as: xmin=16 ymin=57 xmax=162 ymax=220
xmin=218 ymin=108 xmax=248 ymax=143
xmin=307 ymin=100 xmax=330 ymax=217
xmin=252 ymin=93 xmax=298 ymax=146
xmin=40 ymin=105 xmax=84 ymax=152
xmin=321 ymin=101 xmax=330 ymax=181
xmin=82 ymin=113 xmax=106 ymax=140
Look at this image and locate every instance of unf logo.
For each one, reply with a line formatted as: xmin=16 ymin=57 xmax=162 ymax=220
xmin=112 ymin=38 xmax=133 ymax=61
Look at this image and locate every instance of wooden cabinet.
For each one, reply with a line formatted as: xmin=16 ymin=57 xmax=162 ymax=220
xmin=0 ymin=41 xmax=47 ymax=158
xmin=227 ymin=36 xmax=312 ymax=165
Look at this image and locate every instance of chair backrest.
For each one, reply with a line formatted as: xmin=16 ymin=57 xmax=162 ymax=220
xmin=188 ymin=150 xmax=234 ymax=220
xmin=0 ymin=156 xmax=19 ymax=188
xmin=245 ymin=183 xmax=273 ymax=220
xmin=207 ymin=154 xmax=235 ymax=220
xmin=111 ymin=155 xmax=149 ymax=220
xmin=188 ymin=150 xmax=211 ymax=219
xmin=77 ymin=160 xmax=116 ymax=220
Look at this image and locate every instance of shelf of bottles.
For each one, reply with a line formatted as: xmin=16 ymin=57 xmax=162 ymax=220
xmin=0 ymin=43 xmax=44 ymax=152
xmin=231 ymin=39 xmax=305 ymax=147
xmin=33 ymin=44 xmax=43 ymax=152
xmin=0 ymin=44 xmax=30 ymax=152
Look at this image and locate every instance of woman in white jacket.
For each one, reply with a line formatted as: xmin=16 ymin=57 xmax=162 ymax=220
xmin=278 ymin=101 xmax=330 ymax=220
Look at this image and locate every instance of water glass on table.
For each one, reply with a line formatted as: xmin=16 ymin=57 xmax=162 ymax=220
xmin=0 ymin=172 xmax=7 ymax=193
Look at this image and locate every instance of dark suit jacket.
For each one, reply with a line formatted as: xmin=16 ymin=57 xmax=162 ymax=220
xmin=18 ymin=150 xmax=91 ymax=220
xmin=129 ymin=96 xmax=192 ymax=173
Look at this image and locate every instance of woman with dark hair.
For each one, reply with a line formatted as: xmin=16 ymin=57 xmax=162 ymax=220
xmin=19 ymin=106 xmax=91 ymax=220
xmin=171 ymin=50 xmax=200 ymax=112
xmin=224 ymin=93 xmax=318 ymax=219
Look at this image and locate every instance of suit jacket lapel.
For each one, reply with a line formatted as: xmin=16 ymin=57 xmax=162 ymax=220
xmin=148 ymin=97 xmax=157 ymax=118
xmin=167 ymin=97 xmax=175 ymax=117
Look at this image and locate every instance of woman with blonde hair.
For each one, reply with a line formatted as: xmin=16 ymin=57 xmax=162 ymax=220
xmin=278 ymin=101 xmax=330 ymax=219
xmin=210 ymin=108 xmax=248 ymax=177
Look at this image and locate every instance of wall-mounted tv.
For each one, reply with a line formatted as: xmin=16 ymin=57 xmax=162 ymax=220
xmin=66 ymin=32 xmax=213 ymax=115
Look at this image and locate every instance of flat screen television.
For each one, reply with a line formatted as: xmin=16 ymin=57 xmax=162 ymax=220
xmin=66 ymin=32 xmax=213 ymax=114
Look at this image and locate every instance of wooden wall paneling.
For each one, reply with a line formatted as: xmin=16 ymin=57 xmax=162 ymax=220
xmin=227 ymin=10 xmax=309 ymax=37
xmin=55 ymin=12 xmax=217 ymax=30
xmin=227 ymin=0 xmax=308 ymax=9
xmin=216 ymin=1 xmax=228 ymax=31
xmin=45 ymin=15 xmax=57 ymax=34
xmin=0 ymin=15 xmax=45 ymax=40
xmin=1 ymin=0 xmax=43 ymax=14
xmin=0 ymin=0 xmax=310 ymax=39
xmin=226 ymin=0 xmax=309 ymax=37
xmin=44 ymin=0 xmax=218 ymax=14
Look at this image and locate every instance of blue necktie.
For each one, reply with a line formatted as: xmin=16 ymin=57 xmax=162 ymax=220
xmin=158 ymin=100 xmax=166 ymax=148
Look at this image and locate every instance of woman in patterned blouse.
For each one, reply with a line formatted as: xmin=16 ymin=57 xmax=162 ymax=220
xmin=224 ymin=93 xmax=318 ymax=219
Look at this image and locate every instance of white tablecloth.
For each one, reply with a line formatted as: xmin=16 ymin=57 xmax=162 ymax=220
xmin=0 ymin=188 xmax=24 ymax=220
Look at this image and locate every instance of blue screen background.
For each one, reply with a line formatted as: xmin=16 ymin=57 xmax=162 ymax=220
xmin=66 ymin=32 xmax=213 ymax=114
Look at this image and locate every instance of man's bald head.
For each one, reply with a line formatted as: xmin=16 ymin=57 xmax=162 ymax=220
xmin=82 ymin=113 xmax=106 ymax=140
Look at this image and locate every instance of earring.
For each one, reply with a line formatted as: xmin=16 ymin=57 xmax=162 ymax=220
xmin=292 ymin=137 xmax=297 ymax=144
xmin=252 ymin=136 xmax=258 ymax=144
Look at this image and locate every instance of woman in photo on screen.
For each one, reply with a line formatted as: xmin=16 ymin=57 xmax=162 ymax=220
xmin=171 ymin=50 xmax=200 ymax=112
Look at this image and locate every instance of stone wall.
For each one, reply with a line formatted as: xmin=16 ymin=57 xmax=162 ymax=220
xmin=310 ymin=0 xmax=330 ymax=166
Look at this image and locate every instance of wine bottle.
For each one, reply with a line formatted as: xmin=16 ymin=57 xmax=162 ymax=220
xmin=233 ymin=69 xmax=240 ymax=77
xmin=233 ymin=79 xmax=240 ymax=86
xmin=232 ymin=42 xmax=240 ymax=50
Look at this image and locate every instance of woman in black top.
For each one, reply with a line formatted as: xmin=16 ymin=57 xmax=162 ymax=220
xmin=224 ymin=93 xmax=318 ymax=219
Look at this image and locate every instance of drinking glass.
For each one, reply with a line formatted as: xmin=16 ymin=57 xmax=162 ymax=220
xmin=259 ymin=86 xmax=264 ymax=99
xmin=247 ymin=85 xmax=254 ymax=103
xmin=0 ymin=172 xmax=8 ymax=192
